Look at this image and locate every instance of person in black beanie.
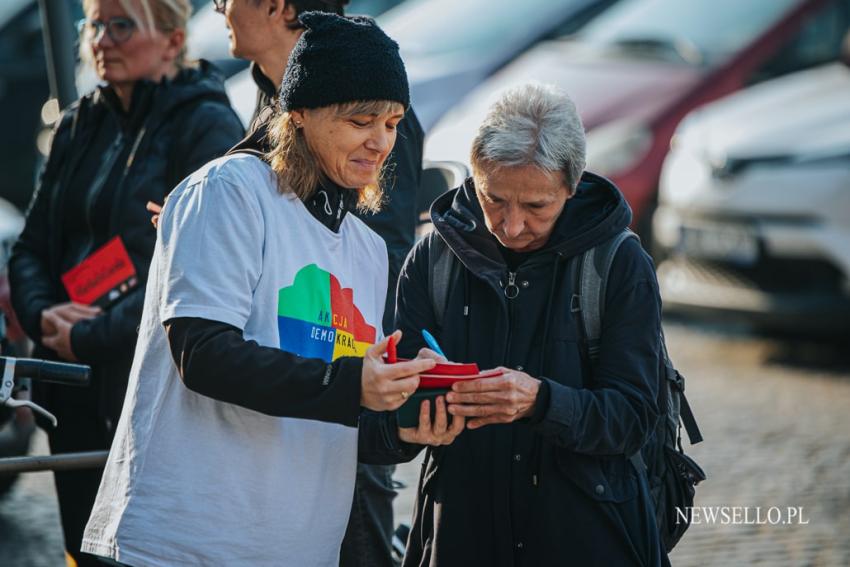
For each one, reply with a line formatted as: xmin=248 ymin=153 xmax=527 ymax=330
xmin=220 ymin=3 xmax=424 ymax=567
xmin=227 ymin=3 xmax=423 ymax=567
xmin=83 ymin=11 xmax=460 ymax=567
xmin=147 ymin=3 xmax=425 ymax=564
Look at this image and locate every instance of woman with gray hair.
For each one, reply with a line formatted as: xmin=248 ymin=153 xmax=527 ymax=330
xmin=377 ymin=83 xmax=667 ymax=565
xmin=8 ymin=0 xmax=243 ymax=564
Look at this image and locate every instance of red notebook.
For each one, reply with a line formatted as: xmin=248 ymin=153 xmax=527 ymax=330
xmin=383 ymin=357 xmax=503 ymax=389
xmin=61 ymin=236 xmax=138 ymax=308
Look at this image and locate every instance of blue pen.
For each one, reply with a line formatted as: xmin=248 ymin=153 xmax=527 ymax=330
xmin=421 ymin=329 xmax=446 ymax=358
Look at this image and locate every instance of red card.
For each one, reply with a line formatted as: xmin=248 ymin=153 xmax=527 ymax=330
xmin=61 ymin=236 xmax=138 ymax=308
xmin=419 ymin=368 xmax=504 ymax=389
xmin=381 ymin=356 xmax=504 ymax=389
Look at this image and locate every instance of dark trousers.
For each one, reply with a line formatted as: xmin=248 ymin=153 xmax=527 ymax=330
xmin=340 ymin=463 xmax=398 ymax=567
xmin=45 ymin=411 xmax=112 ymax=567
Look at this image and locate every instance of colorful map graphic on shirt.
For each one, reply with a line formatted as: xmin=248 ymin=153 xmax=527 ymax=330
xmin=278 ymin=264 xmax=376 ymax=362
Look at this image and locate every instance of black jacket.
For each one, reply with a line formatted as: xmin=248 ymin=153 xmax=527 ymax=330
xmin=380 ymin=174 xmax=666 ymax=566
xmin=9 ymin=61 xmax=244 ymax=426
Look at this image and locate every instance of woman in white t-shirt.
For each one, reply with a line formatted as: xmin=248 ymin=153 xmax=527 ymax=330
xmin=82 ymin=12 xmax=462 ymax=567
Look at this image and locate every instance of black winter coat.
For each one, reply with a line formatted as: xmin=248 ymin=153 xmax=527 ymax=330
xmin=390 ymin=174 xmax=666 ymax=566
xmin=9 ymin=62 xmax=244 ymax=428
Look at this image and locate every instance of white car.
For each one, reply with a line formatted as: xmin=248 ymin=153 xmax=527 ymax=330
xmin=652 ymin=60 xmax=850 ymax=333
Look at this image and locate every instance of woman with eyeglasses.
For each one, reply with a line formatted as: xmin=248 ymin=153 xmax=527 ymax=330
xmin=8 ymin=0 xmax=243 ymax=564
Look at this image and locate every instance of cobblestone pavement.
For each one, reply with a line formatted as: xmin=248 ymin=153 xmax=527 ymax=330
xmin=1 ymin=321 xmax=848 ymax=566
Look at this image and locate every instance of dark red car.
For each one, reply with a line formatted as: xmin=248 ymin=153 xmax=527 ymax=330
xmin=425 ymin=0 xmax=850 ymax=234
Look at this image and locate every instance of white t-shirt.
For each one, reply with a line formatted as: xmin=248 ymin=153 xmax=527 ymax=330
xmin=82 ymin=154 xmax=388 ymax=566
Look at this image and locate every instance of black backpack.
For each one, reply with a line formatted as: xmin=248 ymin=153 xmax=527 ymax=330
xmin=427 ymin=229 xmax=706 ymax=552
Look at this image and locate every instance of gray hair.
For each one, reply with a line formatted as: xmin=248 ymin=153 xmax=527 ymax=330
xmin=470 ymin=83 xmax=586 ymax=191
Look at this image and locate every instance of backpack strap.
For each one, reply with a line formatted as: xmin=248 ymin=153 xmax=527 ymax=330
xmin=661 ymin=326 xmax=704 ymax=445
xmin=574 ymin=229 xmax=639 ymax=362
xmin=573 ymin=230 xmax=705 ymax=448
xmin=570 ymin=229 xmax=644 ymax=473
xmin=679 ymin=390 xmax=703 ymax=445
xmin=427 ymin=233 xmax=458 ymax=331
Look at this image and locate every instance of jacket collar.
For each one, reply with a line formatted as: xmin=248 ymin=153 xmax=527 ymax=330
xmin=304 ymin=178 xmax=359 ymax=233
xmin=431 ymin=171 xmax=632 ymax=277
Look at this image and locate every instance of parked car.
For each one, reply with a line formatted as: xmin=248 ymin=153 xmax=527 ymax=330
xmin=652 ymin=58 xmax=850 ymax=333
xmin=378 ymin=0 xmax=617 ymax=130
xmin=424 ymin=0 xmax=850 ymax=235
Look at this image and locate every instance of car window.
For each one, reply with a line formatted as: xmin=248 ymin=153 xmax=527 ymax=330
xmin=751 ymin=0 xmax=850 ymax=83
xmin=571 ymin=0 xmax=801 ymax=65
xmin=379 ymin=0 xmax=592 ymax=59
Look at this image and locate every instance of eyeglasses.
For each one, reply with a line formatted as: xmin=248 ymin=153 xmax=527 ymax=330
xmin=77 ymin=17 xmax=138 ymax=44
xmin=212 ymin=0 xmax=227 ymax=14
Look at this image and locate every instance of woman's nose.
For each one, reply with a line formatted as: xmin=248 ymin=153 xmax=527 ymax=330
xmin=93 ymin=27 xmax=114 ymax=49
xmin=366 ymin=126 xmax=392 ymax=153
xmin=502 ymin=209 xmax=525 ymax=238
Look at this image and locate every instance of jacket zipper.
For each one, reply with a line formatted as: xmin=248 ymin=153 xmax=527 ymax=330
xmin=502 ymin=270 xmax=519 ymax=361
xmin=336 ymin=193 xmax=345 ymax=226
xmin=101 ymin=125 xmax=148 ymax=250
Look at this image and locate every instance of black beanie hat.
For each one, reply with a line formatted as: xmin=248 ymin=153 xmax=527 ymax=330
xmin=279 ymin=12 xmax=409 ymax=112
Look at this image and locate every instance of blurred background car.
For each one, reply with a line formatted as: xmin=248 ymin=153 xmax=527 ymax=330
xmin=377 ymin=0 xmax=617 ymax=130
xmin=424 ymin=0 xmax=850 ymax=237
xmin=224 ymin=0 xmax=617 ymax=128
xmin=652 ymin=53 xmax=850 ymax=334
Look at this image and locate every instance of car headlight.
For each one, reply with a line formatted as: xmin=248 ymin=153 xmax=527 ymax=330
xmin=585 ymin=120 xmax=652 ymax=177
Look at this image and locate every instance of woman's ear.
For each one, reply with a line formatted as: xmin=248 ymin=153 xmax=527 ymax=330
xmin=290 ymin=109 xmax=306 ymax=127
xmin=269 ymin=0 xmax=298 ymax=27
xmin=164 ymin=28 xmax=186 ymax=63
xmin=282 ymin=1 xmax=298 ymax=24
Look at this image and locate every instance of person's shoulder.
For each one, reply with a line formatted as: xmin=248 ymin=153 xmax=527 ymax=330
xmin=607 ymin=233 xmax=658 ymax=292
xmin=398 ymin=230 xmax=441 ymax=276
xmin=209 ymin=153 xmax=274 ymax=182
xmin=173 ymin=154 xmax=274 ymax=200
xmin=181 ymin=93 xmax=240 ymax=122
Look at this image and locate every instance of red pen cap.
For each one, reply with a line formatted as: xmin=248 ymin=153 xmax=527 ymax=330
xmin=386 ymin=336 xmax=397 ymax=363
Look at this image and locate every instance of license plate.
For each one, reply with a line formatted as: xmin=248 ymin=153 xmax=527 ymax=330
xmin=678 ymin=223 xmax=759 ymax=265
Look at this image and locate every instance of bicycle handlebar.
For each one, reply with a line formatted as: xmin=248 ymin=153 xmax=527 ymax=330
xmin=1 ymin=356 xmax=90 ymax=387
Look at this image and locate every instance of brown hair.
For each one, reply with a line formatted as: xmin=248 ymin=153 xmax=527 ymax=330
xmin=267 ymin=100 xmax=402 ymax=214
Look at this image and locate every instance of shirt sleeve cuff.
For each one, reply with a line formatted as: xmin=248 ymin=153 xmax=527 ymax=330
xmin=528 ymin=377 xmax=552 ymax=424
xmin=330 ymin=356 xmax=364 ymax=427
